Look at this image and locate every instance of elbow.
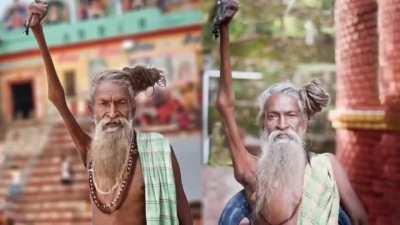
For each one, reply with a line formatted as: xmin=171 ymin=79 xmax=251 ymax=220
xmin=233 ymin=167 xmax=247 ymax=185
xmin=216 ymin=95 xmax=234 ymax=114
xmin=216 ymin=98 xmax=224 ymax=112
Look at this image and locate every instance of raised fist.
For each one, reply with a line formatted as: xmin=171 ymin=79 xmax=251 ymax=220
xmin=26 ymin=0 xmax=48 ymax=29
xmin=212 ymin=0 xmax=239 ymax=38
xmin=214 ymin=0 xmax=239 ymax=26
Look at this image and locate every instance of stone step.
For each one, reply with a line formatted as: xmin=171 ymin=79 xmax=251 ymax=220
xmin=0 ymin=177 xmax=87 ymax=196
xmin=16 ymin=192 xmax=88 ymax=203
xmin=31 ymin=164 xmax=86 ymax=177
xmin=1 ymin=156 xmax=31 ymax=168
xmin=15 ymin=222 xmax=90 ymax=225
xmin=14 ymin=211 xmax=91 ymax=223
xmin=34 ymin=156 xmax=83 ymax=167
xmin=15 ymin=222 xmax=91 ymax=225
xmin=22 ymin=183 xmax=87 ymax=195
xmin=26 ymin=173 xmax=87 ymax=186
xmin=41 ymin=143 xmax=77 ymax=152
xmin=7 ymin=120 xmax=94 ymax=224
xmin=13 ymin=200 xmax=88 ymax=212
xmin=36 ymin=152 xmax=82 ymax=160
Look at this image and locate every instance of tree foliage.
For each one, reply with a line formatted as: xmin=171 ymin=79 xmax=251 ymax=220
xmin=203 ymin=0 xmax=337 ymax=163
xmin=202 ymin=0 xmax=335 ymax=77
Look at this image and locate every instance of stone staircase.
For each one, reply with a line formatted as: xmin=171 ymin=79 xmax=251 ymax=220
xmin=9 ymin=121 xmax=92 ymax=225
xmin=2 ymin=121 xmax=50 ymax=156
xmin=0 ymin=119 xmax=202 ymax=225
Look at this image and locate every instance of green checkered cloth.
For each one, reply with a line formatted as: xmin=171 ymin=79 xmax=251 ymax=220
xmin=298 ymin=153 xmax=340 ymax=225
xmin=137 ymin=132 xmax=179 ymax=225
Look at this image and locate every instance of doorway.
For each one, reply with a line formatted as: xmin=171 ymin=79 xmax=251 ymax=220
xmin=11 ymin=82 xmax=34 ymax=120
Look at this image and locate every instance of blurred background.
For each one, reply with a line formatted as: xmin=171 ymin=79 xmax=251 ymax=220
xmin=0 ymin=0 xmax=202 ymax=224
xmin=1 ymin=0 xmax=400 ymax=225
xmin=201 ymin=0 xmax=400 ymax=225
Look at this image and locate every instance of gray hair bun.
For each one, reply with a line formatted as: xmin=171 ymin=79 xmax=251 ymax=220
xmin=122 ymin=66 xmax=166 ymax=92
xmin=300 ymin=79 xmax=330 ymax=119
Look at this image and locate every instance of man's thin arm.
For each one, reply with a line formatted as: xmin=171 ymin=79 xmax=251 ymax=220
xmin=31 ymin=25 xmax=91 ymax=164
xmin=216 ymin=20 xmax=256 ymax=186
xmin=329 ymin=154 xmax=368 ymax=225
xmin=170 ymin=148 xmax=193 ymax=225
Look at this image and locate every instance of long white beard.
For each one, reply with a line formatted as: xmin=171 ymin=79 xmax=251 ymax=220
xmin=255 ymin=129 xmax=307 ymax=219
xmin=90 ymin=118 xmax=132 ymax=192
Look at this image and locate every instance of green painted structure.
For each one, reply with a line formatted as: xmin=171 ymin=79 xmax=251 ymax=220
xmin=0 ymin=8 xmax=203 ymax=55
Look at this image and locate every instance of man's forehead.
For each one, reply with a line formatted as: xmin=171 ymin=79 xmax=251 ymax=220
xmin=94 ymin=80 xmax=130 ymax=99
xmin=265 ymin=93 xmax=301 ymax=112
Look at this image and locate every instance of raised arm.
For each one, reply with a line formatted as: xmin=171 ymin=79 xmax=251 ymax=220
xmin=27 ymin=1 xmax=91 ymax=163
xmin=214 ymin=0 xmax=256 ymax=187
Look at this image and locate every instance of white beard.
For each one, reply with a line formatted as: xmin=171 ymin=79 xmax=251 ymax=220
xmin=90 ymin=117 xmax=132 ymax=192
xmin=255 ymin=129 xmax=307 ymax=219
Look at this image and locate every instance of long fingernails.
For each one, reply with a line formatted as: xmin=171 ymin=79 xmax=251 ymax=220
xmin=24 ymin=15 xmax=33 ymax=36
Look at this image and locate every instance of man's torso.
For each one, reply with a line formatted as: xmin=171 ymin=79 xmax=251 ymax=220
xmin=247 ymin=153 xmax=339 ymax=225
xmin=91 ymin=158 xmax=146 ymax=225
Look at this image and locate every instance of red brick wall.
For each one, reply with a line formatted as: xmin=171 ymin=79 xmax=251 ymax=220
xmin=335 ymin=0 xmax=400 ymax=224
xmin=336 ymin=130 xmax=384 ymax=224
xmin=376 ymin=0 xmax=400 ymax=224
xmin=335 ymin=0 xmax=380 ymax=109
xmin=378 ymin=0 xmax=400 ymax=113
xmin=336 ymin=0 xmax=387 ymax=224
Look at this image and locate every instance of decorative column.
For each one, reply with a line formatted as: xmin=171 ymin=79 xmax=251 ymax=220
xmin=332 ymin=1 xmax=387 ymax=225
xmin=375 ymin=0 xmax=400 ymax=224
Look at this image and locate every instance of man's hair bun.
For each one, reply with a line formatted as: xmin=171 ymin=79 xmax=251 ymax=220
xmin=122 ymin=66 xmax=166 ymax=93
xmin=299 ymin=79 xmax=330 ymax=119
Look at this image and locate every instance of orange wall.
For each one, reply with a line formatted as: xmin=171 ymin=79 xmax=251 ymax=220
xmin=0 ymin=26 xmax=202 ymax=123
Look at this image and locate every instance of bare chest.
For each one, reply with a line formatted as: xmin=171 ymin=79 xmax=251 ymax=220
xmin=90 ymin=160 xmax=146 ymax=225
xmin=245 ymin=179 xmax=302 ymax=225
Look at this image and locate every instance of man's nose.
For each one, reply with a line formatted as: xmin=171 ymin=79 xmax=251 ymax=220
xmin=108 ymin=103 xmax=119 ymax=119
xmin=277 ymin=116 xmax=289 ymax=130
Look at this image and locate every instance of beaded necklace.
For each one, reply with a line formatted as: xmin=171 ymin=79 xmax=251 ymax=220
xmin=88 ymin=131 xmax=138 ymax=214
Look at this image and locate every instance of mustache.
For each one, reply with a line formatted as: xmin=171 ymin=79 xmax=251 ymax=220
xmin=97 ymin=117 xmax=130 ymax=130
xmin=265 ymin=129 xmax=302 ymax=144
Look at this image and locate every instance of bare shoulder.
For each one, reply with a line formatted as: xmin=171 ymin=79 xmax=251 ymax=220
xmin=324 ymin=153 xmax=341 ymax=170
xmin=324 ymin=153 xmax=351 ymax=188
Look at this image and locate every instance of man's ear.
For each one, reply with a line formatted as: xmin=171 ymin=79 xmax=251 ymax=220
xmin=299 ymin=118 xmax=308 ymax=136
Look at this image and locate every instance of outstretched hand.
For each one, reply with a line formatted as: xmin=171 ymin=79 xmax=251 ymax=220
xmin=25 ymin=0 xmax=48 ymax=34
xmin=212 ymin=0 xmax=239 ymax=38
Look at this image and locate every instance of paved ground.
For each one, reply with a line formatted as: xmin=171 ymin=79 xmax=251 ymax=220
xmin=202 ymin=166 xmax=243 ymax=225
xmin=169 ymin=133 xmax=202 ymax=202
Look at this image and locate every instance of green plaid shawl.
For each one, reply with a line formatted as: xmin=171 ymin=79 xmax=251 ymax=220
xmin=298 ymin=153 xmax=340 ymax=225
xmin=137 ymin=132 xmax=179 ymax=225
